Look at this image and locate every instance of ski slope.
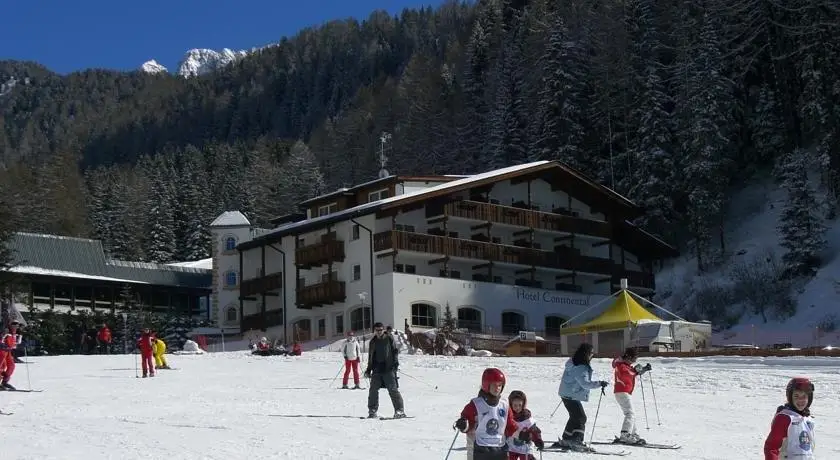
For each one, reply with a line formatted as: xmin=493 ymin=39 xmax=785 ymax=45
xmin=2 ymin=352 xmax=838 ymax=459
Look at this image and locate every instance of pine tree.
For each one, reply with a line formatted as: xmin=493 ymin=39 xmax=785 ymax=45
xmin=776 ymin=149 xmax=826 ymax=277
xmin=278 ymin=141 xmax=327 ymax=213
xmin=143 ymin=158 xmax=177 ymax=263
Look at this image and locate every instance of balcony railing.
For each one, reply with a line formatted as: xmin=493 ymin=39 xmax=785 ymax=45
xmin=241 ymin=308 xmax=285 ymax=332
xmin=444 ymin=200 xmax=612 ymax=239
xmin=374 ymin=230 xmax=616 ymax=275
xmin=296 ymin=279 xmax=346 ymax=309
xmin=295 ymin=239 xmax=345 ymax=269
xmin=240 ymin=272 xmax=283 ymax=297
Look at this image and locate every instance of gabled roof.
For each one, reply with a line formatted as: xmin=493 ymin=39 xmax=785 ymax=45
xmin=6 ymin=232 xmax=211 ymax=289
xmin=297 ymin=174 xmax=464 ymax=207
xmin=210 ymin=211 xmax=250 ymax=228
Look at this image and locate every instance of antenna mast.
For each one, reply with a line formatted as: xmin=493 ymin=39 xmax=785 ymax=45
xmin=378 ymin=132 xmax=392 ymax=179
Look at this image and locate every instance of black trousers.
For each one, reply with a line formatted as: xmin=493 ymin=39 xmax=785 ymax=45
xmin=473 ymin=444 xmax=507 ymax=460
xmin=561 ymin=397 xmax=587 ymax=442
xmin=367 ymin=370 xmax=404 ymax=412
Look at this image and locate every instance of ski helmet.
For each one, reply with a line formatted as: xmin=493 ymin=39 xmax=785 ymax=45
xmin=786 ymin=377 xmax=814 ymax=409
xmin=481 ymin=368 xmax=506 ymax=393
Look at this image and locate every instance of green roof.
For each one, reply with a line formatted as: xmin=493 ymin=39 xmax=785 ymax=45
xmin=7 ymin=233 xmax=211 ymax=289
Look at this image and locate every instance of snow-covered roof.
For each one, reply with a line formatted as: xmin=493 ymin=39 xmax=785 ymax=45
xmin=9 ymin=265 xmax=148 ymax=284
xmin=210 ymin=211 xmax=250 ymax=227
xmin=240 ymin=161 xmax=552 ymax=249
xmin=166 ymin=258 xmax=213 ymax=270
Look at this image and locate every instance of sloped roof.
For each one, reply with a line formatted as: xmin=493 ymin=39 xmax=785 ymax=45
xmin=6 ymin=232 xmax=211 ymax=289
xmin=560 ymin=291 xmax=662 ymax=334
xmin=210 ymin=211 xmax=250 ymax=227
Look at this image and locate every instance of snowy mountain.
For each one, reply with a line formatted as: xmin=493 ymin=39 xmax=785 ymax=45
xmin=176 ymin=48 xmax=248 ymax=77
xmin=140 ymin=60 xmax=167 ymax=74
xmin=656 ymin=177 xmax=840 ymax=348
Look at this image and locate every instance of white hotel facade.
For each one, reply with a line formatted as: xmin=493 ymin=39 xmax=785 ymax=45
xmin=208 ymin=161 xmax=677 ymax=343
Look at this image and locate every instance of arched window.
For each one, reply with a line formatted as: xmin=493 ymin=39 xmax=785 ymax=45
xmin=544 ymin=315 xmax=567 ymax=337
xmin=457 ymin=307 xmax=482 ymax=332
xmin=225 ymin=306 xmax=238 ymax=323
xmin=410 ymin=303 xmax=438 ymax=327
xmin=350 ymin=306 xmax=371 ymax=331
xmin=224 ymin=271 xmax=238 ymax=287
xmin=224 ymin=236 xmax=237 ymax=252
xmin=501 ymin=311 xmax=526 ymax=335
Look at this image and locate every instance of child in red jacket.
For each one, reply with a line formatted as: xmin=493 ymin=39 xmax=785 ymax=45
xmin=454 ymin=368 xmax=524 ymax=460
xmin=0 ymin=322 xmax=20 ymax=390
xmin=506 ymin=390 xmax=544 ymax=460
xmin=136 ymin=328 xmax=155 ymax=378
xmin=612 ymin=347 xmax=651 ymax=445
xmin=764 ymin=377 xmax=815 ymax=460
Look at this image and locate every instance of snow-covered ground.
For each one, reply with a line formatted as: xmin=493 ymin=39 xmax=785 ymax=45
xmin=4 ymin=351 xmax=838 ymax=459
xmin=657 ymin=179 xmax=840 ymax=347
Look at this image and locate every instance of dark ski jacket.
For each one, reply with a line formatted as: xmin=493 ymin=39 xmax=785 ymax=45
xmin=367 ymin=333 xmax=399 ymax=374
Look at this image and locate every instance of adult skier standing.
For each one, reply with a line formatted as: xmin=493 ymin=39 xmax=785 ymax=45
xmin=364 ymin=322 xmax=405 ymax=418
xmin=342 ymin=331 xmax=362 ymax=389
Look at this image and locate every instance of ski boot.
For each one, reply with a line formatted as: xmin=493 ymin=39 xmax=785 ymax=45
xmin=367 ymin=410 xmax=378 ymax=419
xmin=353 ymin=384 xmax=361 ymax=390
xmin=393 ymin=410 xmax=407 ymax=419
xmin=617 ymin=432 xmax=646 ymax=445
xmin=342 ymin=384 xmax=349 ymax=389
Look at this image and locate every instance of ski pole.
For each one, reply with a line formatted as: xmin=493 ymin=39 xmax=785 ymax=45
xmin=588 ymin=387 xmax=605 ymax=445
xmin=638 ymin=374 xmax=650 ymax=429
xmin=549 ymin=400 xmax=562 ymax=418
xmin=398 ymin=370 xmax=439 ymax=390
xmin=329 ymin=362 xmax=344 ymax=387
xmin=23 ymin=341 xmax=32 ymax=391
xmin=443 ymin=427 xmax=460 ymax=460
xmin=649 ymin=372 xmax=661 ymax=425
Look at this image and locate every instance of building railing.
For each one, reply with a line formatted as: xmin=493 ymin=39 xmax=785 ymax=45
xmin=296 ymin=279 xmax=346 ymax=308
xmin=295 ymin=238 xmax=345 ymax=269
xmin=445 ymin=200 xmax=612 ymax=239
xmin=240 ymin=272 xmax=283 ymax=297
xmin=241 ymin=308 xmax=284 ymax=332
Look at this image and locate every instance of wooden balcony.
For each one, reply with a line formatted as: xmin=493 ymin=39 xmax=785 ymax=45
xmin=296 ymin=279 xmax=346 ymax=309
xmin=374 ymin=230 xmax=616 ymax=275
xmin=444 ymin=200 xmax=612 ymax=239
xmin=295 ymin=238 xmax=345 ymax=269
xmin=241 ymin=308 xmax=284 ymax=332
xmin=240 ymin=272 xmax=283 ymax=297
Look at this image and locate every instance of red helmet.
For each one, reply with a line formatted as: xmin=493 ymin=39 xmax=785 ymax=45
xmin=786 ymin=377 xmax=814 ymax=409
xmin=481 ymin=368 xmax=506 ymax=393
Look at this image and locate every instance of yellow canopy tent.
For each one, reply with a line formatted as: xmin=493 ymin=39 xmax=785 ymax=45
xmin=559 ymin=291 xmax=662 ymax=335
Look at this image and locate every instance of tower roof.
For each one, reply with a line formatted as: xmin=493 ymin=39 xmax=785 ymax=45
xmin=210 ymin=211 xmax=250 ymax=228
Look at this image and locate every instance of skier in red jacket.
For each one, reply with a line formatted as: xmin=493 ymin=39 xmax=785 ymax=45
xmin=764 ymin=377 xmax=815 ymax=459
xmin=136 ymin=328 xmax=155 ymax=378
xmin=0 ymin=322 xmax=20 ymax=390
xmin=612 ymin=347 xmax=651 ymax=445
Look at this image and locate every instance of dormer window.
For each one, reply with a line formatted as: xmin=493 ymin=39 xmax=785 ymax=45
xmin=223 ymin=236 xmax=237 ymax=252
xmin=368 ymin=189 xmax=390 ymax=203
xmin=317 ymin=203 xmax=339 ymax=217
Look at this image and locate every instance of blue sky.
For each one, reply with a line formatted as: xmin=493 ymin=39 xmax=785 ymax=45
xmin=2 ymin=0 xmax=445 ymax=74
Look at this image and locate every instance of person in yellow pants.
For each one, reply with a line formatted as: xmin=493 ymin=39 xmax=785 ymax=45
xmin=153 ymin=335 xmax=170 ymax=370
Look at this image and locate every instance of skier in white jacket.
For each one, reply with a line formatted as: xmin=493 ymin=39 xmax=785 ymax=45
xmin=342 ymin=332 xmax=362 ymax=389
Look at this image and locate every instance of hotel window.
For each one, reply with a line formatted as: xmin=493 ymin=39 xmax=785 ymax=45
xmin=350 ymin=307 xmax=371 ymax=331
xmin=353 ymin=265 xmax=361 ymax=281
xmin=317 ymin=318 xmax=326 ymax=338
xmin=225 ymin=306 xmax=237 ymax=322
xmin=317 ymin=203 xmax=339 ymax=216
xmin=411 ymin=303 xmax=437 ymax=327
xmin=224 ymin=271 xmax=238 ymax=287
xmin=335 ymin=314 xmax=344 ymax=335
xmin=352 ymin=224 xmax=360 ymax=240
xmin=223 ymin=236 xmax=237 ymax=251
xmin=368 ymin=189 xmax=390 ymax=202
xmin=395 ymin=224 xmax=416 ymax=232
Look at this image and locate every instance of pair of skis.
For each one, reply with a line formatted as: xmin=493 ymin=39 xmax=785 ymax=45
xmin=542 ymin=438 xmax=680 ymax=456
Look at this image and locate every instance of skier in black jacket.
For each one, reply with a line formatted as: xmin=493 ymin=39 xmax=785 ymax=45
xmin=364 ymin=322 xmax=406 ymax=418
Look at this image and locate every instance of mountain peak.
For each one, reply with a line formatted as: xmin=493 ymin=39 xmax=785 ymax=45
xmin=176 ymin=48 xmax=248 ymax=78
xmin=140 ymin=60 xmax=168 ymax=74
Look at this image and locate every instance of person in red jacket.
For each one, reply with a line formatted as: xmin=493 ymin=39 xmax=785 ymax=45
xmin=290 ymin=341 xmax=302 ymax=356
xmin=0 ymin=322 xmax=20 ymax=390
xmin=97 ymin=324 xmax=112 ymax=354
xmin=136 ymin=328 xmax=155 ymax=378
xmin=764 ymin=377 xmax=815 ymax=460
xmin=453 ymin=368 xmax=522 ymax=460
xmin=506 ymin=390 xmax=544 ymax=460
xmin=612 ymin=347 xmax=651 ymax=445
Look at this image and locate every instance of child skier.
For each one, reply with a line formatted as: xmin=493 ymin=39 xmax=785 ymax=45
xmin=136 ymin=328 xmax=155 ymax=378
xmin=341 ymin=331 xmax=361 ymax=389
xmin=506 ymin=390 xmax=544 ymax=460
xmin=612 ymin=347 xmax=651 ymax=445
xmin=553 ymin=343 xmax=609 ymax=451
xmin=153 ymin=335 xmax=169 ymax=369
xmin=454 ymin=368 xmax=525 ymax=460
xmin=0 ymin=322 xmax=20 ymax=390
xmin=764 ymin=377 xmax=816 ymax=459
